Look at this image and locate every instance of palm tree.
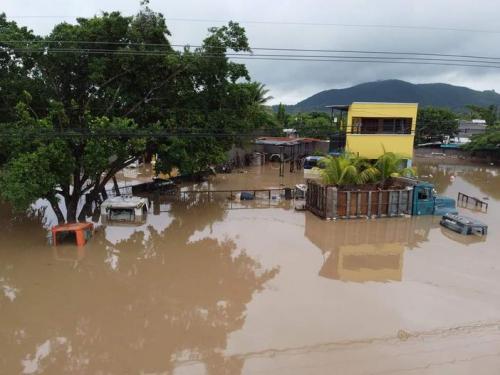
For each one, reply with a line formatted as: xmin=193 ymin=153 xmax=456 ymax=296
xmin=248 ymin=82 xmax=273 ymax=104
xmin=374 ymin=152 xmax=416 ymax=184
xmin=320 ymin=154 xmax=378 ymax=186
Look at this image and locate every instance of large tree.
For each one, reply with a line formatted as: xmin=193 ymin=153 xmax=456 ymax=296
xmin=0 ymin=7 xmax=269 ymax=223
xmin=288 ymin=111 xmax=332 ymax=139
xmin=463 ymin=126 xmax=500 ymax=155
xmin=465 ymin=104 xmax=498 ymax=126
xmin=415 ymin=107 xmax=458 ymax=144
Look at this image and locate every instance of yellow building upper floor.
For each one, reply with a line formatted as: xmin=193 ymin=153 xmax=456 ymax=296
xmin=328 ymin=102 xmax=418 ymax=160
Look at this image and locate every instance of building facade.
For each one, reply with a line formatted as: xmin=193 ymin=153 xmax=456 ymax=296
xmin=254 ymin=137 xmax=329 ymax=160
xmin=328 ymin=102 xmax=418 ymax=164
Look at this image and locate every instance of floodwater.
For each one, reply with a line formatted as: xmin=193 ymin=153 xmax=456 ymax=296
xmin=1 ymin=160 xmax=500 ymax=374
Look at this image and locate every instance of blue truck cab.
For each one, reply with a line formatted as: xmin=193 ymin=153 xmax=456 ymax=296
xmin=411 ymin=181 xmax=457 ymax=216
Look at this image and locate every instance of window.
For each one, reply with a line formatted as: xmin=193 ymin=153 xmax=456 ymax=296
xmin=360 ymin=118 xmax=379 ymax=134
xmin=109 ymin=208 xmax=135 ymax=221
xmin=352 ymin=118 xmax=412 ymax=134
xmin=417 ymin=189 xmax=431 ymax=200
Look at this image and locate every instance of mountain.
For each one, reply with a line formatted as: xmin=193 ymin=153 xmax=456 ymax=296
xmin=282 ymin=80 xmax=500 ymax=113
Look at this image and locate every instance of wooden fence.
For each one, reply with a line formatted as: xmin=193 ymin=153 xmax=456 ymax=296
xmin=306 ymin=181 xmax=413 ymax=219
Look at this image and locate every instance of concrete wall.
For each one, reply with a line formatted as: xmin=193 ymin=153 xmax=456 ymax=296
xmin=345 ymin=102 xmax=418 ymax=160
xmin=346 ymin=134 xmax=415 ymax=159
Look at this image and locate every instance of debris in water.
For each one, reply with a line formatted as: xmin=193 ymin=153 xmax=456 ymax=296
xmin=397 ymin=329 xmax=411 ymax=341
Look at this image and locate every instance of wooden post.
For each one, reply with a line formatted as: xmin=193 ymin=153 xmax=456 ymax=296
xmin=378 ymin=192 xmax=382 ymax=217
xmin=367 ymin=191 xmax=372 ymax=217
xmin=397 ymin=190 xmax=401 ymax=215
xmin=346 ymin=192 xmax=351 ymax=218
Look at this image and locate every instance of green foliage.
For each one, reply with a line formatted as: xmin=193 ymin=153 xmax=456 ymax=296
xmin=416 ymin=107 xmax=458 ymax=144
xmin=373 ymin=152 xmax=415 ymax=181
xmin=465 ymin=105 xmax=498 ymax=126
xmin=0 ymin=9 xmax=269 ymax=223
xmin=320 ymin=152 xmax=415 ymax=186
xmin=464 ymin=126 xmax=500 ymax=153
xmin=276 ymin=103 xmax=288 ymax=126
xmin=288 ymin=112 xmax=332 ymax=138
xmin=320 ymin=154 xmax=378 ymax=186
xmin=0 ymin=141 xmax=74 ymax=211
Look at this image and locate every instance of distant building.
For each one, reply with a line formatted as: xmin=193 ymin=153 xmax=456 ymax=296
xmin=254 ymin=137 xmax=329 ymax=160
xmin=458 ymin=119 xmax=487 ymax=138
xmin=327 ymin=102 xmax=418 ymax=166
xmin=441 ymin=119 xmax=487 ymax=149
xmin=282 ymin=128 xmax=298 ymax=138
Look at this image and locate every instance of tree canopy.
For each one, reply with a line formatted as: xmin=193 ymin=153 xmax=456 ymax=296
xmin=465 ymin=104 xmax=498 ymax=126
xmin=0 ymin=8 xmax=271 ymax=223
xmin=415 ymin=107 xmax=458 ymax=144
xmin=463 ymin=126 xmax=500 ymax=154
xmin=286 ymin=112 xmax=332 ymax=139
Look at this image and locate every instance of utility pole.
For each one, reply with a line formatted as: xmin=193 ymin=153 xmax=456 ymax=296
xmin=279 ymin=145 xmax=284 ymax=178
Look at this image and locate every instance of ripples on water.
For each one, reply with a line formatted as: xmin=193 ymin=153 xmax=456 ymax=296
xmin=1 ymin=161 xmax=499 ymax=374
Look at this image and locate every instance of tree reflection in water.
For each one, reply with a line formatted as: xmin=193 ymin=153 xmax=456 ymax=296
xmin=0 ymin=197 xmax=279 ymax=374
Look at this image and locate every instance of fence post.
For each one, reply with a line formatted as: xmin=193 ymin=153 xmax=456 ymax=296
xmin=397 ymin=190 xmax=401 ymax=215
xmin=346 ymin=192 xmax=351 ymax=218
xmin=326 ymin=186 xmax=337 ymax=219
xmin=377 ymin=192 xmax=382 ymax=217
xmin=367 ymin=191 xmax=372 ymax=217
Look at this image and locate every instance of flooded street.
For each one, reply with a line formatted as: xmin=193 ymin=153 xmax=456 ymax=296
xmin=1 ymin=160 xmax=500 ymax=374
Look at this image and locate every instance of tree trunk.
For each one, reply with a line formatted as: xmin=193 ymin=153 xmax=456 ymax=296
xmin=49 ymin=199 xmax=65 ymax=225
xmin=112 ymin=176 xmax=121 ymax=196
xmin=65 ymin=194 xmax=80 ymax=223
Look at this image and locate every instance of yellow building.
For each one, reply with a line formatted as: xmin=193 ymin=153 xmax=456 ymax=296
xmin=327 ymin=102 xmax=418 ymax=165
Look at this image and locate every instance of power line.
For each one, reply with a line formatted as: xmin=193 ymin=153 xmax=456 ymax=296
xmin=4 ymin=15 xmax=500 ymax=35
xmin=8 ymin=46 xmax=500 ymax=65
xmin=5 ymin=47 xmax=500 ymax=69
xmin=4 ymin=39 xmax=500 ymax=61
xmin=164 ymin=17 xmax=500 ymax=35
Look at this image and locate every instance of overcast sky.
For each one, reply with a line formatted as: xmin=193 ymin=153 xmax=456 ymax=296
xmin=3 ymin=0 xmax=500 ymax=104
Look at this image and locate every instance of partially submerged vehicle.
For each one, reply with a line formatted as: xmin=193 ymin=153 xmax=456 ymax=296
xmin=440 ymin=213 xmax=488 ymax=236
xmin=100 ymin=196 xmax=149 ymax=223
xmin=51 ymin=222 xmax=94 ymax=246
xmin=294 ymin=184 xmax=308 ymax=211
xmin=393 ymin=177 xmax=457 ymax=216
xmin=303 ymin=156 xmax=325 ymax=180
xmin=294 ymin=184 xmax=307 ymax=199
xmin=306 ymin=177 xmax=458 ymax=219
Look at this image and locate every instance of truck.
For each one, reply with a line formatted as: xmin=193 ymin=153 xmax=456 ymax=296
xmin=394 ymin=177 xmax=457 ymax=216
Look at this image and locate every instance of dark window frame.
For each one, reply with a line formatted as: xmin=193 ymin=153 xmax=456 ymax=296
xmin=351 ymin=117 xmax=412 ymax=134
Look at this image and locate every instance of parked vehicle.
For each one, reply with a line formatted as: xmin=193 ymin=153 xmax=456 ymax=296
xmin=394 ymin=177 xmax=458 ymax=216
xmin=51 ymin=223 xmax=94 ymax=246
xmin=101 ymin=196 xmax=149 ymax=223
xmin=440 ymin=213 xmax=488 ymax=235
xmin=303 ymin=156 xmax=325 ymax=169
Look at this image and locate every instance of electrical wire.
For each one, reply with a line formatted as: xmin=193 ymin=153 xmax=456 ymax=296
xmin=3 ymin=39 xmax=500 ymax=61
xmin=4 ymin=16 xmax=500 ymax=35
xmin=4 ymin=46 xmax=500 ymax=69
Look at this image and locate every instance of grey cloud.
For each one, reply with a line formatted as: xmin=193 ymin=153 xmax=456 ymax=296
xmin=3 ymin=0 xmax=500 ymax=104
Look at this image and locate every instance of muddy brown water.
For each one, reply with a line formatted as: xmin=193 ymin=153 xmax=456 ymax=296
xmin=1 ymin=160 xmax=500 ymax=374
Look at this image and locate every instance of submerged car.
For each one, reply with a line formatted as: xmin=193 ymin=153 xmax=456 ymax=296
xmin=101 ymin=196 xmax=149 ymax=223
xmin=440 ymin=213 xmax=488 ymax=236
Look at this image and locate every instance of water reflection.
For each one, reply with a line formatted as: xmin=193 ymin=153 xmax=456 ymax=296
xmin=416 ymin=162 xmax=500 ymax=199
xmin=0 ymin=197 xmax=278 ymax=374
xmin=305 ymin=214 xmax=438 ymax=282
